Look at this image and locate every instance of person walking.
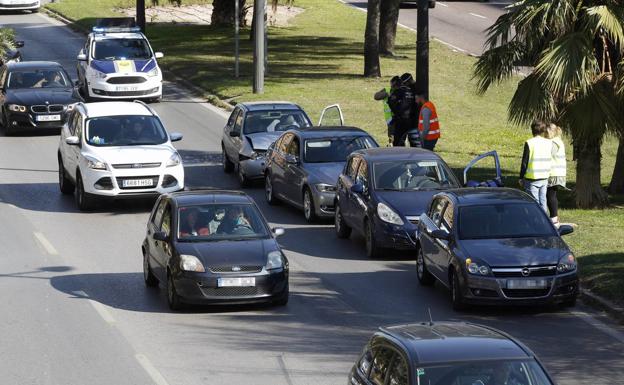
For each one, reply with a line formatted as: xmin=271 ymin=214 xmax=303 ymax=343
xmin=374 ymin=76 xmax=401 ymax=146
xmin=519 ymin=120 xmax=554 ymax=213
xmin=388 ymin=74 xmax=417 ymax=147
xmin=415 ymin=92 xmax=440 ymax=150
xmin=546 ymin=124 xmax=566 ymax=226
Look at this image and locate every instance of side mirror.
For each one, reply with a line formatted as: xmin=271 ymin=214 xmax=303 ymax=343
xmin=350 ymin=183 xmax=364 ymax=194
xmin=285 ymin=154 xmax=299 ymax=165
xmin=154 ymin=52 xmax=164 ymax=59
xmin=77 ymin=53 xmax=87 ymax=61
xmin=169 ymin=132 xmax=183 ymax=142
xmin=272 ymin=227 xmax=285 ymax=237
xmin=558 ymin=225 xmax=574 ymax=236
xmin=65 ymin=136 xmax=80 ymax=146
xmin=431 ymin=229 xmax=450 ymax=240
xmin=229 ymin=130 xmax=240 ymax=137
xmin=15 ymin=41 xmax=24 ymax=48
xmin=153 ymin=231 xmax=168 ymax=241
xmin=74 ymin=80 xmax=81 ymax=87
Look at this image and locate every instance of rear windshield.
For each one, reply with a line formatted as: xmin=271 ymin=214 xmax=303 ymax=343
xmin=373 ymin=160 xmax=459 ymax=190
xmin=243 ymin=110 xmax=311 ymax=134
xmin=86 ymin=115 xmax=168 ymax=147
xmin=459 ymin=203 xmax=556 ymax=240
xmin=304 ymin=136 xmax=376 ymax=163
xmin=93 ymin=38 xmax=152 ymax=60
xmin=177 ymin=203 xmax=269 ymax=241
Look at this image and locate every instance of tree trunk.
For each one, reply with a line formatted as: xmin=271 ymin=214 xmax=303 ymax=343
xmin=364 ymin=0 xmax=381 ymax=77
xmin=609 ymin=136 xmax=624 ymax=194
xmin=379 ymin=0 xmax=401 ymax=56
xmin=575 ymin=135 xmax=609 ymax=208
xmin=212 ymin=0 xmax=236 ymax=26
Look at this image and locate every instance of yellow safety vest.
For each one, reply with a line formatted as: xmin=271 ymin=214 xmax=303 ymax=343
xmin=550 ymin=137 xmax=566 ymax=177
xmin=383 ymin=87 xmax=393 ymax=125
xmin=525 ymin=136 xmax=553 ymax=180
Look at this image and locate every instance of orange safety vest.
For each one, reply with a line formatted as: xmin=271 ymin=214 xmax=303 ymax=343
xmin=418 ymin=101 xmax=440 ymax=140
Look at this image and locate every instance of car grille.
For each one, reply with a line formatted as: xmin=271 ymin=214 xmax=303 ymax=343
xmin=116 ymin=175 xmax=159 ymax=190
xmin=201 ymin=286 xmax=269 ymax=297
xmin=406 ymin=216 xmax=420 ymax=225
xmin=503 ymin=289 xmax=550 ymax=298
xmin=492 ymin=265 xmax=557 ymax=278
xmin=112 ymin=162 xmax=161 ymax=169
xmin=31 ymin=104 xmax=64 ymax=114
xmin=209 ymin=266 xmax=263 ymax=274
xmin=107 ymin=76 xmax=147 ymax=84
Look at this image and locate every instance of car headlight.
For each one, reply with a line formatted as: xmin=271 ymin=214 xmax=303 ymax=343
xmin=66 ymin=103 xmax=77 ymax=111
xmin=377 ymin=202 xmax=404 ymax=225
xmin=557 ymin=253 xmax=576 ymax=273
xmin=84 ymin=155 xmax=107 ymax=170
xmin=147 ymin=67 xmax=159 ymax=77
xmin=315 ymin=183 xmax=336 ymax=193
xmin=266 ymin=250 xmax=284 ymax=270
xmin=92 ymin=69 xmax=107 ymax=79
xmin=465 ymin=258 xmax=490 ymax=276
xmin=166 ymin=152 xmax=181 ymax=167
xmin=180 ymin=254 xmax=205 ymax=272
xmin=8 ymin=104 xmax=27 ymax=112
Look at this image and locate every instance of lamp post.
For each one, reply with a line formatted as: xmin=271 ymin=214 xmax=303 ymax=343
xmin=136 ymin=0 xmax=146 ymax=32
xmin=253 ymin=0 xmax=266 ymax=94
xmin=416 ymin=0 xmax=434 ymax=99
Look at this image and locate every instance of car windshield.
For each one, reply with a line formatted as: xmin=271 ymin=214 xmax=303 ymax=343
xmin=243 ymin=110 xmax=311 ymax=134
xmin=86 ymin=116 xmax=168 ymax=147
xmin=459 ymin=203 xmax=556 ymax=240
xmin=177 ymin=203 xmax=269 ymax=241
xmin=414 ymin=359 xmax=554 ymax=385
xmin=304 ymin=136 xmax=376 ymax=163
xmin=93 ymin=38 xmax=152 ymax=60
xmin=373 ymin=160 xmax=459 ymax=191
xmin=7 ymin=69 xmax=71 ymax=89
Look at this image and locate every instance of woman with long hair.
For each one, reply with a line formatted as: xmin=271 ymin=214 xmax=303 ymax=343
xmin=546 ymin=124 xmax=567 ymax=226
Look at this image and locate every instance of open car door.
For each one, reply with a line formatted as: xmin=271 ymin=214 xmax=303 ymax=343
xmin=318 ymin=104 xmax=344 ymax=126
xmin=463 ymin=150 xmax=504 ymax=187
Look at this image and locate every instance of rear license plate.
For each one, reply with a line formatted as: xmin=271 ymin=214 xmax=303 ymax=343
xmin=36 ymin=114 xmax=61 ymax=122
xmin=122 ymin=179 xmax=154 ymax=188
xmin=507 ymin=279 xmax=547 ymax=289
xmin=116 ymin=86 xmax=138 ymax=92
xmin=217 ymin=277 xmax=256 ymax=287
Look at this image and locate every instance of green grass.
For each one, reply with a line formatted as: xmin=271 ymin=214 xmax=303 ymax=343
xmin=47 ymin=0 xmax=624 ymax=305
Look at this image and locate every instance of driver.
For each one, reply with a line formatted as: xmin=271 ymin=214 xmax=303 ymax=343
xmin=179 ymin=208 xmax=209 ymax=237
xmin=489 ymin=362 xmax=525 ymax=385
xmin=36 ymin=71 xmax=63 ymax=88
xmin=217 ymin=207 xmax=250 ymax=234
xmin=124 ymin=120 xmax=152 ymax=142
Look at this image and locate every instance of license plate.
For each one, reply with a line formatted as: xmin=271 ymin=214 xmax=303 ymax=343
xmin=36 ymin=114 xmax=61 ymax=122
xmin=122 ymin=179 xmax=153 ymax=188
xmin=217 ymin=277 xmax=256 ymax=287
xmin=507 ymin=279 xmax=547 ymax=289
xmin=116 ymin=86 xmax=138 ymax=92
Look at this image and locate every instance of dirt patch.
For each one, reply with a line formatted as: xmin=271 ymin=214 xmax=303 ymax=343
xmin=120 ymin=4 xmax=304 ymax=27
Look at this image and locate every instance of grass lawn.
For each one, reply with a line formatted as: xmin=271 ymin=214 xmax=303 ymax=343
xmin=47 ymin=0 xmax=624 ymax=305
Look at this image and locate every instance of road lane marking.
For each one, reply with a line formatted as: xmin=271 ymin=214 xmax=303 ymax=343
xmin=469 ymin=12 xmax=487 ymax=19
xmin=277 ymin=355 xmax=294 ymax=385
xmin=34 ymin=232 xmax=58 ymax=255
xmin=573 ymin=311 xmax=624 ymax=344
xmin=75 ymin=290 xmax=116 ymax=325
xmin=135 ymin=354 xmax=171 ymax=385
xmin=437 ymin=2 xmax=448 ymax=7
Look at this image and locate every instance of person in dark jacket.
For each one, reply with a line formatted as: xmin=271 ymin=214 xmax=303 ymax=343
xmin=388 ymin=73 xmax=417 ymax=147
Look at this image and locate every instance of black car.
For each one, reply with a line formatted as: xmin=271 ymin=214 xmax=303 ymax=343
xmin=350 ymin=322 xmax=556 ymax=385
xmin=334 ymin=147 xmax=462 ymax=258
xmin=142 ymin=190 xmax=289 ymax=310
xmin=264 ymin=126 xmax=378 ymax=222
xmin=417 ymin=188 xmax=578 ymax=310
xmin=0 ymin=61 xmax=82 ymax=135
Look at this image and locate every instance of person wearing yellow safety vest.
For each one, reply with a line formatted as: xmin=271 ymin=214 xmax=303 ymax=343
xmin=415 ymin=93 xmax=440 ymax=151
xmin=546 ymin=124 xmax=566 ymax=226
xmin=519 ymin=121 xmax=556 ymax=213
xmin=374 ymin=76 xmax=401 ymax=146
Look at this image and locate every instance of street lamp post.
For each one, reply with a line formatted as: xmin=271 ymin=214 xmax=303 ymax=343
xmin=253 ymin=0 xmax=266 ymax=94
xmin=416 ymin=0 xmax=431 ymax=100
xmin=136 ymin=0 xmax=146 ymax=32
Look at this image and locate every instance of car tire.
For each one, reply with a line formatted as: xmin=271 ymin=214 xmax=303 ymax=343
xmin=365 ymin=219 xmax=382 ymax=259
xmin=143 ymin=251 xmax=159 ymax=288
xmin=450 ymin=269 xmax=468 ymax=311
xmin=416 ymin=246 xmax=436 ymax=286
xmin=167 ymin=273 xmax=183 ymax=311
xmin=335 ymin=204 xmax=352 ymax=239
xmin=237 ymin=164 xmax=251 ymax=187
xmin=303 ymin=187 xmax=318 ymax=223
xmin=148 ymin=96 xmax=162 ymax=104
xmin=273 ymin=284 xmax=289 ymax=307
xmin=560 ymin=296 xmax=577 ymax=308
xmin=75 ymin=172 xmax=95 ymax=211
xmin=58 ymin=157 xmax=75 ymax=194
xmin=222 ymin=145 xmax=234 ymax=173
xmin=265 ymin=174 xmax=280 ymax=205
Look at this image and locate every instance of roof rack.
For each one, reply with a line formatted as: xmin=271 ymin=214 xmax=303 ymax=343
xmin=133 ymin=100 xmax=157 ymax=116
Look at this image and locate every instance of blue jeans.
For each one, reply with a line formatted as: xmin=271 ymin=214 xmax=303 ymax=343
xmin=525 ymin=179 xmax=548 ymax=213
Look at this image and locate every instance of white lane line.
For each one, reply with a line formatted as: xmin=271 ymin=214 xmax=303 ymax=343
xmin=573 ymin=311 xmax=624 ymax=344
xmin=33 ymin=232 xmax=58 ymax=255
xmin=469 ymin=12 xmax=487 ymax=19
xmin=135 ymin=354 xmax=171 ymax=385
xmin=437 ymin=2 xmax=448 ymax=7
xmin=74 ymin=290 xmax=116 ymax=325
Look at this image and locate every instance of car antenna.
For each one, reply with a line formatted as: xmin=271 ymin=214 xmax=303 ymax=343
xmin=428 ymin=308 xmax=434 ymax=326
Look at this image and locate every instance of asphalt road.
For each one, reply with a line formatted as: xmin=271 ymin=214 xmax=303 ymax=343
xmin=1 ymin=10 xmax=624 ymax=385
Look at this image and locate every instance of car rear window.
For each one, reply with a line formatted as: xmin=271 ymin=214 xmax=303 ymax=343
xmin=304 ymin=136 xmax=376 ymax=163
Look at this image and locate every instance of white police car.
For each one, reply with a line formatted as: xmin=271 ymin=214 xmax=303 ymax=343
xmin=0 ymin=0 xmax=40 ymax=12
xmin=77 ymin=21 xmax=163 ymax=102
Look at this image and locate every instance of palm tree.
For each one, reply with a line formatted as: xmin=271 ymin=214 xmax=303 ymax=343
xmin=474 ymin=0 xmax=624 ymax=208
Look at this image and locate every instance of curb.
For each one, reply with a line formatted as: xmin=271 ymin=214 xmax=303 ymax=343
xmin=580 ymin=288 xmax=624 ymax=323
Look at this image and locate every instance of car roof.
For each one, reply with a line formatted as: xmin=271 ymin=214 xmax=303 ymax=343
xmin=80 ymin=102 xmax=153 ymax=118
xmin=381 ymin=322 xmax=531 ymax=365
xmin=292 ymin=126 xmax=370 ymax=139
xmin=443 ymin=187 xmax=535 ymax=205
xmin=6 ymin=61 xmax=64 ymax=70
xmin=355 ymin=147 xmax=444 ymax=161
xmin=90 ymin=32 xmax=146 ymax=41
xmin=169 ymin=189 xmax=254 ymax=206
xmin=238 ymin=101 xmax=303 ymax=112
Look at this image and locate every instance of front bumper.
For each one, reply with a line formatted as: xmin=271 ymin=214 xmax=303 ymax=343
xmin=312 ymin=189 xmax=336 ymax=217
xmin=81 ymin=164 xmax=184 ymax=197
xmin=239 ymin=158 xmax=266 ymax=180
xmin=0 ymin=1 xmax=40 ymax=10
xmin=173 ymin=268 xmax=289 ymax=305
xmin=87 ymin=73 xmax=162 ymax=99
xmin=5 ymin=109 xmax=69 ymax=131
xmin=372 ymin=216 xmax=419 ymax=250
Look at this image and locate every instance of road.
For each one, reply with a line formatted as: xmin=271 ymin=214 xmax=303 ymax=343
xmin=1 ymin=10 xmax=624 ymax=385
xmin=346 ymin=1 xmax=514 ymax=55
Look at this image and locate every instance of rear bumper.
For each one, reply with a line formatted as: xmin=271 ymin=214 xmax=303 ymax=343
xmin=239 ymin=158 xmax=266 ymax=180
xmin=312 ymin=189 xmax=336 ymax=217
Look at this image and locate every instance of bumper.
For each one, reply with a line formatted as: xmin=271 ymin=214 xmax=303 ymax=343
xmin=373 ymin=216 xmax=419 ymax=250
xmin=459 ymin=270 xmax=579 ymax=305
xmin=312 ymin=189 xmax=336 ymax=217
xmin=239 ymin=158 xmax=266 ymax=180
xmin=173 ymin=269 xmax=289 ymax=305
xmin=5 ymin=110 xmax=68 ymax=131
xmin=0 ymin=1 xmax=39 ymax=10
xmin=81 ymin=164 xmax=185 ymax=197
xmin=87 ymin=75 xmax=162 ymax=99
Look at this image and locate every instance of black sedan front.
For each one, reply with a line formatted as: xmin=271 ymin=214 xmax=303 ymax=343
xmin=0 ymin=61 xmax=81 ymax=135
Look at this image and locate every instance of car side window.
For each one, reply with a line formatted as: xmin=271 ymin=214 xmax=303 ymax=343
xmin=358 ymin=349 xmax=373 ymax=377
xmin=277 ymin=133 xmax=292 ymax=155
xmin=160 ymin=203 xmax=172 ymax=237
xmin=0 ymin=67 xmax=7 ymax=88
xmin=232 ymin=110 xmax=244 ymax=135
xmin=74 ymin=113 xmax=83 ymax=140
xmin=346 ymin=156 xmax=360 ymax=179
xmin=355 ymin=159 xmax=369 ymax=187
xmin=430 ymin=198 xmax=447 ymax=227
xmin=441 ymin=200 xmax=454 ymax=232
xmin=387 ymin=353 xmax=408 ymax=385
xmin=227 ymin=108 xmax=240 ymax=128
xmin=151 ymin=198 xmax=167 ymax=227
xmin=287 ymin=137 xmax=300 ymax=157
xmin=369 ymin=345 xmax=395 ymax=385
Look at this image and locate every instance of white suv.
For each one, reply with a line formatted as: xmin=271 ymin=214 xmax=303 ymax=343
xmin=58 ymin=101 xmax=184 ymax=210
xmin=0 ymin=0 xmax=40 ymax=12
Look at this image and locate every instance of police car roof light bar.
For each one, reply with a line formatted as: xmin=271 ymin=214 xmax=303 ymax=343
xmin=93 ymin=17 xmax=139 ymax=33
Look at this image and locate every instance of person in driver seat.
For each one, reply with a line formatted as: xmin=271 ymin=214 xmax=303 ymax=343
xmin=35 ymin=71 xmax=63 ymax=88
xmin=179 ymin=208 xmax=210 ymax=237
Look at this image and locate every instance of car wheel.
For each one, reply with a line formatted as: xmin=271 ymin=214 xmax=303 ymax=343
xmin=335 ymin=204 xmax=352 ymax=239
xmin=222 ymin=146 xmax=234 ymax=173
xmin=238 ymin=164 xmax=251 ymax=187
xmin=416 ymin=246 xmax=436 ymax=286
xmin=365 ymin=219 xmax=382 ymax=259
xmin=560 ymin=296 xmax=577 ymax=308
xmin=167 ymin=273 xmax=183 ymax=311
xmin=265 ymin=174 xmax=280 ymax=205
xmin=143 ymin=251 xmax=159 ymax=288
xmin=81 ymin=84 xmax=92 ymax=102
xmin=303 ymin=188 xmax=318 ymax=223
xmin=273 ymin=284 xmax=289 ymax=307
xmin=58 ymin=157 xmax=75 ymax=194
xmin=75 ymin=172 xmax=95 ymax=211
xmin=450 ymin=269 xmax=468 ymax=311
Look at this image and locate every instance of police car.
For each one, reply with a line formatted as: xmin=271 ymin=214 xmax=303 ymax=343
xmin=76 ymin=19 xmax=163 ymax=102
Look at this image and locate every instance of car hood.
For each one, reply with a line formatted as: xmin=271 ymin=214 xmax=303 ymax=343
xmin=6 ymin=88 xmax=79 ymax=106
xmin=460 ymin=237 xmax=565 ymax=267
xmin=245 ymin=132 xmax=282 ymax=151
xmin=88 ymin=145 xmax=176 ymax=164
xmin=305 ymin=162 xmax=344 ymax=185
xmin=376 ymin=190 xmax=437 ymax=217
xmin=177 ymin=238 xmax=274 ymax=267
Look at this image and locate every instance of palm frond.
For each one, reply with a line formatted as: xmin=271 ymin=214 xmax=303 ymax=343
xmin=508 ymin=73 xmax=557 ymax=126
xmin=473 ymin=41 xmax=524 ymax=94
xmin=584 ymin=5 xmax=624 ymax=50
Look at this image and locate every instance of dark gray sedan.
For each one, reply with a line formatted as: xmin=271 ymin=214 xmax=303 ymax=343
xmin=264 ymin=126 xmax=378 ymax=222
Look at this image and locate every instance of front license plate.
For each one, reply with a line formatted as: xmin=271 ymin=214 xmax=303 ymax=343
xmin=116 ymin=86 xmax=138 ymax=92
xmin=507 ymin=279 xmax=547 ymax=289
xmin=36 ymin=114 xmax=61 ymax=122
xmin=122 ymin=179 xmax=154 ymax=188
xmin=218 ymin=277 xmax=256 ymax=287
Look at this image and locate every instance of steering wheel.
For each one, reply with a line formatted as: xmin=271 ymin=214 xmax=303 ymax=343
xmin=410 ymin=176 xmax=439 ymax=189
xmin=277 ymin=124 xmax=299 ymax=132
